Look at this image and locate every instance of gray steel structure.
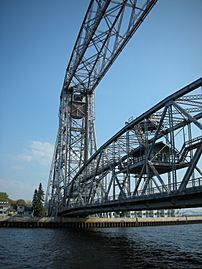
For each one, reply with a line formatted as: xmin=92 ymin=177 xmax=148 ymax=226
xmin=46 ymin=0 xmax=202 ymax=217
xmin=45 ymin=0 xmax=158 ymax=216
xmin=58 ymin=78 xmax=202 ymax=217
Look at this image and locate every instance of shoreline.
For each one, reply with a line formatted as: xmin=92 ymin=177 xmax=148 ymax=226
xmin=0 ymin=216 xmax=202 ymax=228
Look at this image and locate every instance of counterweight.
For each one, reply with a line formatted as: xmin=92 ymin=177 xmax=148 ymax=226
xmin=45 ymin=0 xmax=157 ymax=216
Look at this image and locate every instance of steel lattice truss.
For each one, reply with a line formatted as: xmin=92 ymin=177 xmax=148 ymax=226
xmin=45 ymin=0 xmax=157 ymax=216
xmin=64 ymin=0 xmax=157 ymax=93
xmin=59 ymin=78 xmax=202 ymax=217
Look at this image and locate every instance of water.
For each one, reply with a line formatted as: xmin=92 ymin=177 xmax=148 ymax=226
xmin=0 ymin=224 xmax=202 ymax=269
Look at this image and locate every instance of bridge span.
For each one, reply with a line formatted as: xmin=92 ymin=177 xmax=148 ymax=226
xmin=54 ymin=78 xmax=202 ymax=217
xmin=45 ymin=0 xmax=202 ymax=217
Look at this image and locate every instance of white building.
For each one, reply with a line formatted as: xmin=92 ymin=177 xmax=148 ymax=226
xmin=98 ymin=209 xmax=180 ymax=218
xmin=0 ymin=201 xmax=10 ymax=216
xmin=130 ymin=209 xmax=180 ymax=218
xmin=17 ymin=205 xmax=25 ymax=215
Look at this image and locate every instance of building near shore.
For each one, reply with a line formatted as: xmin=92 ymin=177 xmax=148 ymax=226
xmin=0 ymin=192 xmax=10 ymax=217
xmin=0 ymin=200 xmax=10 ymax=216
xmin=0 ymin=193 xmax=33 ymax=217
xmin=130 ymin=209 xmax=179 ymax=218
xmin=100 ymin=209 xmax=180 ymax=218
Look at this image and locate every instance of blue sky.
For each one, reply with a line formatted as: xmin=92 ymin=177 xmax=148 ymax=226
xmin=0 ymin=0 xmax=202 ymax=201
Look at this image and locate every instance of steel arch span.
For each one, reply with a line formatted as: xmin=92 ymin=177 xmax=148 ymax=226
xmin=58 ymin=78 xmax=202 ymax=217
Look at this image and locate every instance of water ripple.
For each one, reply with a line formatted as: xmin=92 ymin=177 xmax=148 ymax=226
xmin=0 ymin=224 xmax=201 ymax=269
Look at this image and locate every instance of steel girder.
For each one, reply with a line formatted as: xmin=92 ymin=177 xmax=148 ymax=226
xmin=59 ymin=78 xmax=202 ymax=216
xmin=45 ymin=0 xmax=157 ymax=216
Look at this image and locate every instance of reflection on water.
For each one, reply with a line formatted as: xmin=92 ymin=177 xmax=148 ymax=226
xmin=0 ymin=224 xmax=202 ymax=269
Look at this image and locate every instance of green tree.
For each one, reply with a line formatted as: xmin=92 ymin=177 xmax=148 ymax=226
xmin=25 ymin=200 xmax=32 ymax=206
xmin=0 ymin=192 xmax=9 ymax=201
xmin=38 ymin=183 xmax=44 ymax=202
xmin=16 ymin=199 xmax=26 ymax=206
xmin=32 ymin=183 xmax=45 ymax=217
xmin=37 ymin=183 xmax=44 ymax=217
xmin=32 ymin=189 xmax=38 ymax=216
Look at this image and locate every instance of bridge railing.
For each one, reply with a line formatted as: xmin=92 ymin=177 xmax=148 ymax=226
xmin=103 ymin=177 xmax=202 ymax=202
xmin=67 ymin=177 xmax=202 ymax=209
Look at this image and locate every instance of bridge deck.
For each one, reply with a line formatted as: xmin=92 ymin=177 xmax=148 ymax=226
xmin=59 ymin=186 xmax=202 ymax=217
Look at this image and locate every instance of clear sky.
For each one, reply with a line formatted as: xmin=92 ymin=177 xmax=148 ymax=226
xmin=0 ymin=0 xmax=202 ymax=201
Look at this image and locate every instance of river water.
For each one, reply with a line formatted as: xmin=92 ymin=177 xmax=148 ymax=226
xmin=0 ymin=224 xmax=201 ymax=269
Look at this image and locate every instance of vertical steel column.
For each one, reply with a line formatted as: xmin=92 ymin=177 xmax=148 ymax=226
xmin=168 ymin=105 xmax=177 ymax=190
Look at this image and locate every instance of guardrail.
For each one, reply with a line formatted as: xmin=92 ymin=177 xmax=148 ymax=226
xmin=67 ymin=177 xmax=202 ymax=209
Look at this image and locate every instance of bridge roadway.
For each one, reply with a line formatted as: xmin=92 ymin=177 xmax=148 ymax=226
xmin=59 ymin=183 xmax=202 ymax=217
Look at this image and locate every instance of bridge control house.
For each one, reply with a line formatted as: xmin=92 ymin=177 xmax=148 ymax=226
xmin=120 ymin=140 xmax=188 ymax=176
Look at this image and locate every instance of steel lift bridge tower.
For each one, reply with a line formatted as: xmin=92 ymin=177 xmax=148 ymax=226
xmin=45 ymin=0 xmax=157 ymax=216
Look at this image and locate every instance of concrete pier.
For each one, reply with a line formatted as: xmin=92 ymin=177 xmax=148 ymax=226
xmin=0 ymin=216 xmax=202 ymax=228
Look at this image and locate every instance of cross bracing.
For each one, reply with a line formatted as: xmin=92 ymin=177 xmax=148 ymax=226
xmin=45 ymin=0 xmax=202 ymax=217
xmin=58 ymin=78 xmax=202 ymax=217
xmin=45 ymin=0 xmax=158 ymax=216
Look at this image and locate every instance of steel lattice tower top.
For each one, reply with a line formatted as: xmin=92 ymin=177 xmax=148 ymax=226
xmin=45 ymin=0 xmax=157 ymax=216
